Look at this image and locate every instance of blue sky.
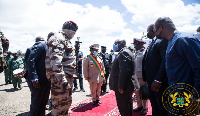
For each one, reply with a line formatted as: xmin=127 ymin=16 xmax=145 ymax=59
xmin=0 ymin=0 xmax=200 ymax=55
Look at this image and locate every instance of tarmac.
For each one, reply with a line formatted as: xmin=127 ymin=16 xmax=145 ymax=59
xmin=0 ymin=72 xmax=104 ymax=116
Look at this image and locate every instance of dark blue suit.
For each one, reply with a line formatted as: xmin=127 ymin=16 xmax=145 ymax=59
xmin=142 ymin=38 xmax=168 ymax=116
xmin=28 ymin=41 xmax=50 ymax=116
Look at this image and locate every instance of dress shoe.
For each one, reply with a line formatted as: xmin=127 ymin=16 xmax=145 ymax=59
xmin=101 ymin=92 xmax=106 ymax=95
xmin=92 ymin=101 xmax=97 ymax=105
xmin=18 ymin=86 xmax=23 ymax=90
xmin=73 ymin=87 xmax=78 ymax=92
xmin=133 ymin=106 xmax=143 ymax=112
xmin=96 ymin=100 xmax=102 ymax=104
xmin=80 ymin=88 xmax=85 ymax=92
xmin=140 ymin=109 xmax=148 ymax=115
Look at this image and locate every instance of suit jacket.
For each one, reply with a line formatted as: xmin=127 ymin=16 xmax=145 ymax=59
xmin=109 ymin=48 xmax=139 ymax=91
xmin=83 ymin=54 xmax=105 ymax=83
xmin=28 ymin=41 xmax=49 ymax=84
xmin=99 ymin=52 xmax=110 ymax=72
xmin=142 ymin=39 xmax=168 ymax=85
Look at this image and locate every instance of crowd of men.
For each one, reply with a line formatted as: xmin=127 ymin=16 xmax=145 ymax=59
xmin=1 ymin=17 xmax=200 ymax=116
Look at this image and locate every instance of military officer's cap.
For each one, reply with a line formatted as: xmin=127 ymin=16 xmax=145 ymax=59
xmin=133 ymin=38 xmax=146 ymax=45
xmin=62 ymin=21 xmax=78 ymax=32
xmin=89 ymin=44 xmax=99 ymax=50
xmin=7 ymin=51 xmax=11 ymax=53
xmin=101 ymin=46 xmax=106 ymax=49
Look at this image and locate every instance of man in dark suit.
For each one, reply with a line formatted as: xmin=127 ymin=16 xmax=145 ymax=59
xmin=99 ymin=46 xmax=110 ymax=95
xmin=142 ymin=24 xmax=168 ymax=116
xmin=28 ymin=37 xmax=51 ymax=116
xmin=109 ymin=39 xmax=139 ymax=116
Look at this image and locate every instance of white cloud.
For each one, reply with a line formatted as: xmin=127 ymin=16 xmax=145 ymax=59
xmin=0 ymin=0 xmax=128 ymax=55
xmin=1 ymin=0 xmax=199 ymax=55
xmin=121 ymin=0 xmax=200 ymax=31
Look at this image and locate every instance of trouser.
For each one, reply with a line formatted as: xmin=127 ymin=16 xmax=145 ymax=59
xmin=12 ymin=75 xmax=22 ymax=88
xmin=148 ymin=81 xmax=168 ymax=116
xmin=115 ymin=90 xmax=134 ymax=116
xmin=73 ymin=73 xmax=83 ymax=89
xmin=4 ymin=69 xmax=11 ymax=83
xmin=101 ymin=70 xmax=109 ymax=92
xmin=135 ymin=78 xmax=148 ymax=109
xmin=89 ymin=81 xmax=103 ymax=101
xmin=30 ymin=81 xmax=51 ymax=116
xmin=51 ymin=75 xmax=73 ymax=116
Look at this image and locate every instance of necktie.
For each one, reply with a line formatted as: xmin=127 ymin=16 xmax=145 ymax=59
xmin=144 ymin=38 xmax=157 ymax=60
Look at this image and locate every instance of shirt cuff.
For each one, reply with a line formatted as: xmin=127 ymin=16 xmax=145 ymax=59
xmin=31 ymin=79 xmax=38 ymax=82
xmin=154 ymin=80 xmax=162 ymax=83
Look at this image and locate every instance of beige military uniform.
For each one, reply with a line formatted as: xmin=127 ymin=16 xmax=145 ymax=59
xmin=45 ymin=32 xmax=76 ymax=116
xmin=83 ymin=54 xmax=105 ymax=101
xmin=134 ymin=51 xmax=148 ymax=109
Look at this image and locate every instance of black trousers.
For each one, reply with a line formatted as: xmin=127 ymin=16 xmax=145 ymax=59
xmin=73 ymin=73 xmax=83 ymax=89
xmin=30 ymin=81 xmax=51 ymax=116
xmin=101 ymin=70 xmax=109 ymax=92
xmin=148 ymin=81 xmax=168 ymax=116
xmin=115 ymin=90 xmax=133 ymax=116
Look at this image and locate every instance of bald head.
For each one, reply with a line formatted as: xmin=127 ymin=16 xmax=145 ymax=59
xmin=155 ymin=17 xmax=176 ymax=32
xmin=197 ymin=26 xmax=200 ymax=32
xmin=147 ymin=24 xmax=155 ymax=39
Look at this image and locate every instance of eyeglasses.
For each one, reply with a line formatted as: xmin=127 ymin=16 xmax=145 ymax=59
xmin=154 ymin=26 xmax=160 ymax=34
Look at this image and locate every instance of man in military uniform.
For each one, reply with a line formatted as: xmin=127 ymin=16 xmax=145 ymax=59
xmin=83 ymin=44 xmax=105 ymax=105
xmin=73 ymin=50 xmax=85 ymax=92
xmin=0 ymin=30 xmax=9 ymax=74
xmin=132 ymin=38 xmax=149 ymax=115
xmin=45 ymin=21 xmax=78 ymax=116
xmin=99 ymin=46 xmax=110 ymax=95
xmin=8 ymin=53 xmax=24 ymax=90
xmin=4 ymin=51 xmax=12 ymax=84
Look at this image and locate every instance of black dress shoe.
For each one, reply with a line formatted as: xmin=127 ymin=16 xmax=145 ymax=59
xmin=133 ymin=106 xmax=143 ymax=112
xmin=140 ymin=109 xmax=148 ymax=115
xmin=80 ymin=89 xmax=85 ymax=92
xmin=96 ymin=100 xmax=102 ymax=104
xmin=92 ymin=101 xmax=97 ymax=105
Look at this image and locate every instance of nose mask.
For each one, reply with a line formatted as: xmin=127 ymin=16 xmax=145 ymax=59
xmin=93 ymin=51 xmax=98 ymax=57
xmin=113 ymin=44 xmax=119 ymax=52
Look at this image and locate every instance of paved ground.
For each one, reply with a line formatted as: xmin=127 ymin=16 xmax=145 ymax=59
xmin=0 ymin=72 xmax=95 ymax=116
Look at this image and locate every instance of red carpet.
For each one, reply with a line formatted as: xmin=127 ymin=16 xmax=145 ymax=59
xmin=70 ymin=91 xmax=152 ymax=116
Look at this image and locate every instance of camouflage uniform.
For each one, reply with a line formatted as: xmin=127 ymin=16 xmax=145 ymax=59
xmin=46 ymin=32 xmax=76 ymax=116
xmin=4 ymin=54 xmax=12 ymax=83
xmin=9 ymin=57 xmax=24 ymax=88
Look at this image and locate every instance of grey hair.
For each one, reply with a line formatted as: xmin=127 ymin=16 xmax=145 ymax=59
xmin=155 ymin=17 xmax=176 ymax=31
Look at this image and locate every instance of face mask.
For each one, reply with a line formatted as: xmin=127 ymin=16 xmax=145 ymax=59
xmin=93 ymin=51 xmax=98 ymax=57
xmin=111 ymin=52 xmax=114 ymax=55
xmin=113 ymin=44 xmax=119 ymax=52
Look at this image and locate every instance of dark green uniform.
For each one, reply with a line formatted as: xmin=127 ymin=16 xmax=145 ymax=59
xmin=8 ymin=57 xmax=24 ymax=89
xmin=4 ymin=55 xmax=12 ymax=84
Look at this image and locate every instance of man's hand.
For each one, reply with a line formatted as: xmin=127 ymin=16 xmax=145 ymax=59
xmin=118 ymin=89 xmax=124 ymax=94
xmin=32 ymin=80 xmax=40 ymax=88
xmin=103 ymin=78 xmax=106 ymax=84
xmin=151 ymin=81 xmax=161 ymax=92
